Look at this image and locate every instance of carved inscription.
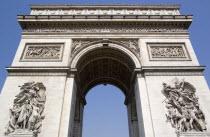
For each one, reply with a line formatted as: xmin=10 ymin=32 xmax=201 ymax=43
xmin=22 ymin=44 xmax=63 ymax=61
xmin=161 ymin=78 xmax=207 ymax=132
xmin=151 ymin=46 xmax=185 ymax=58
xmin=4 ymin=82 xmax=46 ymax=136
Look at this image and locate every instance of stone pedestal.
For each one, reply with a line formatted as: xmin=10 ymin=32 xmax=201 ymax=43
xmin=177 ymin=132 xmax=210 ymax=137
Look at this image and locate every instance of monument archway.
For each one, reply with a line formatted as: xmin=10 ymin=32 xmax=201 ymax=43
xmin=69 ymin=41 xmax=141 ymax=137
xmin=1 ymin=4 xmax=210 ymax=137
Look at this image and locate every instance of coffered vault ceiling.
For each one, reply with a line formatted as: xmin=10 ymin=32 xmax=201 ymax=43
xmin=76 ymin=47 xmax=135 ymax=97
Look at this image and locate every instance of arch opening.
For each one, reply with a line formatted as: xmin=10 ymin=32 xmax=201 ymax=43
xmin=82 ymin=84 xmax=129 ymax=137
xmin=70 ymin=43 xmax=140 ymax=137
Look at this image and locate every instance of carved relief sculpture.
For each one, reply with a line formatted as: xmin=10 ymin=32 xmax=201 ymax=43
xmin=71 ymin=40 xmax=95 ymax=55
xmin=4 ymin=82 xmax=46 ymax=137
xmin=151 ymin=46 xmax=185 ymax=58
xmin=118 ymin=40 xmax=140 ymax=56
xmin=161 ymin=78 xmax=207 ymax=132
xmin=23 ymin=27 xmax=187 ymax=34
xmin=147 ymin=43 xmax=191 ymax=61
xmin=21 ymin=44 xmax=63 ymax=61
xmin=71 ymin=39 xmax=139 ymax=57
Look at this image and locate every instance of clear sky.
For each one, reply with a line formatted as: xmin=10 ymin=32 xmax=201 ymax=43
xmin=0 ymin=0 xmax=210 ymax=137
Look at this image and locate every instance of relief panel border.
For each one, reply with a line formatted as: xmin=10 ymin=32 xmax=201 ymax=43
xmin=20 ymin=43 xmax=65 ymax=62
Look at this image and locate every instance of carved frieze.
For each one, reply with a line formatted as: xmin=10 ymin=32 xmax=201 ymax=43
xmin=151 ymin=47 xmax=185 ymax=58
xmin=4 ymin=82 xmax=47 ymax=137
xmin=21 ymin=44 xmax=64 ymax=61
xmin=147 ymin=43 xmax=190 ymax=60
xmin=71 ymin=39 xmax=139 ymax=56
xmin=30 ymin=9 xmax=180 ymax=16
xmin=161 ymin=78 xmax=207 ymax=132
xmin=23 ymin=27 xmax=187 ymax=33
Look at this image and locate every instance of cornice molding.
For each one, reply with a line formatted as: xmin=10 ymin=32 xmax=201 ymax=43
xmin=18 ymin=15 xmax=192 ymax=33
xmin=6 ymin=67 xmax=78 ymax=76
xmin=8 ymin=72 xmax=67 ymax=76
xmin=18 ymin=15 xmax=192 ymax=22
xmin=134 ymin=66 xmax=205 ymax=76
xmin=6 ymin=67 xmax=70 ymax=73
xmin=141 ymin=66 xmax=205 ymax=71
xmin=144 ymin=72 xmax=203 ymax=76
xmin=6 ymin=66 xmax=205 ymax=76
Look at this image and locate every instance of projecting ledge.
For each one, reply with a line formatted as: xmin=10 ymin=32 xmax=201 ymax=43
xmin=177 ymin=132 xmax=210 ymax=137
xmin=6 ymin=67 xmax=71 ymax=73
xmin=141 ymin=66 xmax=206 ymax=71
xmin=134 ymin=66 xmax=206 ymax=76
xmin=17 ymin=15 xmax=193 ymax=21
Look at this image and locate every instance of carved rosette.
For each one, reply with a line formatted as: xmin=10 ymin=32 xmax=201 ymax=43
xmin=4 ymin=82 xmax=47 ymax=137
xmin=71 ymin=39 xmax=140 ymax=57
xmin=161 ymin=78 xmax=207 ymax=132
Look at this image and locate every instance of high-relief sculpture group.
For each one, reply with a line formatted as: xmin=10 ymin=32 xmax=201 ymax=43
xmin=162 ymin=78 xmax=207 ymax=132
xmin=4 ymin=82 xmax=46 ymax=136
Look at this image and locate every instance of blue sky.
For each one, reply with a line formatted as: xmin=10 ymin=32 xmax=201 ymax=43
xmin=0 ymin=0 xmax=210 ymax=137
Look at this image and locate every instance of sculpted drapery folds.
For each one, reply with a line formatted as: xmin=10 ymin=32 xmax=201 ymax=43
xmin=161 ymin=78 xmax=207 ymax=132
xmin=4 ymin=82 xmax=46 ymax=136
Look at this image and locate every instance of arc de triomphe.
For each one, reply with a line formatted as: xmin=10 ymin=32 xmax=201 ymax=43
xmin=0 ymin=5 xmax=210 ymax=137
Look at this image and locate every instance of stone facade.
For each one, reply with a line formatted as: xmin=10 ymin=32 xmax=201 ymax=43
xmin=0 ymin=5 xmax=209 ymax=137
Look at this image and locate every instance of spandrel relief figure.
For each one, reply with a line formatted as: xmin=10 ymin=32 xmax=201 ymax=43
xmin=162 ymin=78 xmax=207 ymax=132
xmin=4 ymin=82 xmax=46 ymax=136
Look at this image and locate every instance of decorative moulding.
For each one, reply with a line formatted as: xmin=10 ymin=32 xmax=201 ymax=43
xmin=6 ymin=67 xmax=76 ymax=76
xmin=30 ymin=9 xmax=180 ymax=16
xmin=23 ymin=27 xmax=188 ymax=34
xmin=8 ymin=72 xmax=67 ymax=76
xmin=20 ymin=43 xmax=64 ymax=62
xmin=144 ymin=72 xmax=203 ymax=76
xmin=147 ymin=43 xmax=191 ymax=61
xmin=176 ymin=132 xmax=210 ymax=137
xmin=134 ymin=66 xmax=205 ymax=76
